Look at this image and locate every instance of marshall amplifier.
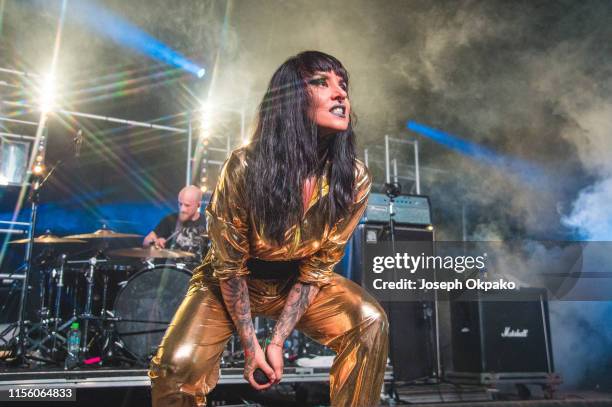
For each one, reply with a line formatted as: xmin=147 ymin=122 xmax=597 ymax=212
xmin=449 ymin=288 xmax=554 ymax=378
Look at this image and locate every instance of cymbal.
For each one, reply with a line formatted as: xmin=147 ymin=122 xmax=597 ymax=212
xmin=108 ymin=246 xmax=195 ymax=259
xmin=10 ymin=233 xmax=87 ymax=244
xmin=65 ymin=229 xmax=142 ymax=239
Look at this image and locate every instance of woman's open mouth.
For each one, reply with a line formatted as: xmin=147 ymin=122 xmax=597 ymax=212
xmin=329 ymin=104 xmax=346 ymax=118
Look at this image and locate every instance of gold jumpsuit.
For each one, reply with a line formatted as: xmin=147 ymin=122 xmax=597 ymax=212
xmin=148 ymin=147 xmax=389 ymax=407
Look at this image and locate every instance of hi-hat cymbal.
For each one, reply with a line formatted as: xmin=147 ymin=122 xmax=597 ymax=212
xmin=10 ymin=233 xmax=86 ymax=244
xmin=65 ymin=229 xmax=142 ymax=239
xmin=108 ymin=246 xmax=195 ymax=259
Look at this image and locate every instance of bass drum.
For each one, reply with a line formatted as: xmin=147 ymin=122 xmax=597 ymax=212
xmin=113 ymin=264 xmax=192 ymax=360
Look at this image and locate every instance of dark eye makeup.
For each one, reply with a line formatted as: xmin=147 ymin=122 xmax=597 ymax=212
xmin=307 ymin=75 xmax=348 ymax=92
xmin=308 ymin=77 xmax=327 ymax=86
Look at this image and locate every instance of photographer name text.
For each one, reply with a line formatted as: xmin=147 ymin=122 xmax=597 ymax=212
xmin=372 ymin=278 xmax=517 ymax=291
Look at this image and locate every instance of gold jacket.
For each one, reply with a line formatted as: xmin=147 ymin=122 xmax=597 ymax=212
xmin=191 ymin=147 xmax=372 ymax=287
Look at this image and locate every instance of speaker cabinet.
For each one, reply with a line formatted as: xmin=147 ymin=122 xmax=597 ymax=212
xmin=345 ymin=223 xmax=437 ymax=382
xmin=450 ymin=288 xmax=554 ymax=374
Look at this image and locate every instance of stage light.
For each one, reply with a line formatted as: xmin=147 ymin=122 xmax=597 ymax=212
xmin=200 ymin=103 xmax=212 ymax=140
xmin=407 ymin=120 xmax=548 ymax=186
xmin=200 ymin=185 xmax=207 ymax=193
xmin=32 ymin=163 xmax=45 ymax=175
xmin=39 ymin=74 xmax=56 ymax=113
xmin=65 ymin=1 xmax=206 ymax=78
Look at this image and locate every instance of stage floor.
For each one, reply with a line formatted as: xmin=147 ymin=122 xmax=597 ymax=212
xmin=0 ymin=365 xmax=610 ymax=406
xmin=0 ymin=365 xmax=351 ymax=389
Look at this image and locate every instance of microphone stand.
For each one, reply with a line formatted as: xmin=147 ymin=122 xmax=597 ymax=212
xmin=382 ymin=182 xmax=442 ymax=400
xmin=382 ymin=182 xmax=403 ymax=403
xmin=11 ymin=161 xmax=61 ymax=366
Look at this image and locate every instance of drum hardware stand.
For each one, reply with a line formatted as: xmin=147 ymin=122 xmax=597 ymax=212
xmin=99 ymin=313 xmax=169 ymax=367
xmin=27 ymin=254 xmax=71 ymax=362
xmin=98 ymin=316 xmax=144 ymax=367
xmin=9 ymin=174 xmax=42 ymax=366
xmin=50 ymin=254 xmax=67 ymax=356
xmin=78 ymin=256 xmax=119 ymax=361
xmin=100 ymin=269 xmax=111 ymax=321
xmin=19 ymin=249 xmax=71 ymax=364
xmin=35 ymin=256 xmax=105 ymax=367
xmin=50 ymin=255 xmax=138 ymax=368
xmin=69 ymin=255 xmax=145 ymax=367
xmin=8 ymin=161 xmax=62 ymax=366
xmin=26 ymin=252 xmax=110 ymax=365
xmin=35 ymin=247 xmax=56 ymax=322
xmin=79 ymin=256 xmax=97 ymax=356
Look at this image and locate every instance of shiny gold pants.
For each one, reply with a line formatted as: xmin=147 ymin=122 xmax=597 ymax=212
xmin=148 ymin=273 xmax=389 ymax=407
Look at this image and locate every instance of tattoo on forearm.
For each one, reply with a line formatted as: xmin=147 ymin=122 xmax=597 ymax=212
xmin=272 ymin=282 xmax=319 ymax=344
xmin=220 ymin=277 xmax=256 ymax=366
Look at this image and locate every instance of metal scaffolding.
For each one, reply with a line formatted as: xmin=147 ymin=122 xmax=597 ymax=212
xmin=364 ymin=134 xmax=422 ymax=195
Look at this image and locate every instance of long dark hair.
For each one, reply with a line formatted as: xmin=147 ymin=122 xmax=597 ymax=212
xmin=245 ymin=50 xmax=357 ymax=244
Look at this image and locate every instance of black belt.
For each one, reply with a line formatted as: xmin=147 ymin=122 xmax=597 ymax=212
xmin=246 ymin=258 xmax=300 ymax=279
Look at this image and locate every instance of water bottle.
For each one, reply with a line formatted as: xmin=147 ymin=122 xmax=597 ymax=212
xmin=64 ymin=322 xmax=81 ymax=370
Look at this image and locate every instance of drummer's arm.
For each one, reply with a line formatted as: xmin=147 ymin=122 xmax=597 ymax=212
xmin=143 ymin=231 xmax=157 ymax=247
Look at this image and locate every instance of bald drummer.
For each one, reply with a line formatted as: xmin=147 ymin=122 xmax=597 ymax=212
xmin=143 ymin=185 xmax=208 ymax=262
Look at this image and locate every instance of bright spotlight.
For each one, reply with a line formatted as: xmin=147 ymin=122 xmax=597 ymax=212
xmin=65 ymin=1 xmax=207 ymax=78
xmin=33 ymin=163 xmax=46 ymax=175
xmin=39 ymin=74 xmax=56 ymax=113
xmin=200 ymin=103 xmax=212 ymax=140
xmin=197 ymin=68 xmax=206 ymax=78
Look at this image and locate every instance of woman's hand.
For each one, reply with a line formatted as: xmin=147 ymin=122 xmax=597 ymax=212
xmin=244 ymin=342 xmax=276 ymax=390
xmin=265 ymin=342 xmax=284 ymax=384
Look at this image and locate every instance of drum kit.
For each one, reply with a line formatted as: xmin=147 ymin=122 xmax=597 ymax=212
xmin=1 ymin=226 xmax=203 ymax=368
xmin=2 ymin=226 xmax=330 ymax=370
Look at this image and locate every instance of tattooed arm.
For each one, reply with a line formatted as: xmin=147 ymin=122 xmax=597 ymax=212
xmin=266 ymin=281 xmax=320 ymax=383
xmin=220 ymin=276 xmax=275 ymax=389
xmin=271 ymin=282 xmax=319 ymax=344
